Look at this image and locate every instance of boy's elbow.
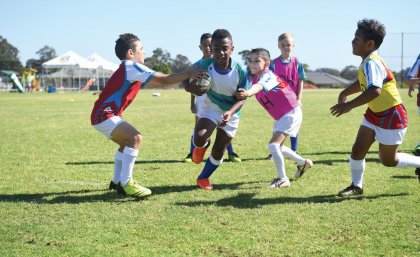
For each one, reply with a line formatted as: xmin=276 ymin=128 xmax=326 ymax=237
xmin=369 ymin=86 xmax=381 ymax=96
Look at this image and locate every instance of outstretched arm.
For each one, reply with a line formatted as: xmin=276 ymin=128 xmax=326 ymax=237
xmin=235 ymin=84 xmax=264 ymax=100
xmin=150 ymin=68 xmax=202 ymax=85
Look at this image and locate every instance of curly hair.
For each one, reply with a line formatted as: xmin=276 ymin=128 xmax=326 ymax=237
xmin=211 ymin=29 xmax=232 ymax=42
xmin=200 ymin=33 xmax=212 ymax=44
xmin=115 ymin=33 xmax=140 ymax=60
xmin=357 ymin=19 xmax=386 ymax=49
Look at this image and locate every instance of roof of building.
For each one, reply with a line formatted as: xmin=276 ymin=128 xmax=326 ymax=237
xmin=306 ymin=71 xmax=352 ymax=86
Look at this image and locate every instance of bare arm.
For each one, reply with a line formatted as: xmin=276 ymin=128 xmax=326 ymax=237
xmin=330 ymin=86 xmax=381 ymax=117
xmin=150 ymin=71 xmax=191 ymax=86
xmin=406 ymin=78 xmax=420 ymax=86
xmin=220 ymin=99 xmax=247 ymax=126
xmin=337 ymin=80 xmax=362 ymax=104
xmin=235 ymin=84 xmax=264 ymax=100
xmin=190 ymin=94 xmax=196 ymax=113
xmin=406 ymin=77 xmax=420 ymax=97
xmin=297 ymin=79 xmax=303 ymax=103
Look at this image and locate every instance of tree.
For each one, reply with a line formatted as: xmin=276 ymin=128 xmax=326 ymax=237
xmin=315 ymin=67 xmax=340 ymax=77
xmin=144 ymin=48 xmax=172 ymax=74
xmin=171 ymin=54 xmax=191 ymax=73
xmin=26 ymin=46 xmax=57 ymax=71
xmin=302 ymin=63 xmax=311 ymax=72
xmin=340 ymin=65 xmax=358 ymax=80
xmin=393 ymin=67 xmax=411 ymax=85
xmin=238 ymin=50 xmax=251 ymax=66
xmin=37 ymin=45 xmax=56 ymax=62
xmin=0 ymin=36 xmax=23 ymax=71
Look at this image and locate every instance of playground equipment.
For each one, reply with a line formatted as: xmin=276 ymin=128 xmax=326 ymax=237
xmin=21 ymin=68 xmax=38 ymax=92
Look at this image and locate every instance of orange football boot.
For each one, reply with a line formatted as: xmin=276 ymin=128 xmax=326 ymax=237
xmin=196 ymin=178 xmax=213 ymax=190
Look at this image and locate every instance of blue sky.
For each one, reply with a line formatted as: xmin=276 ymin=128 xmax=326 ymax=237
xmin=1 ymin=0 xmax=418 ymax=71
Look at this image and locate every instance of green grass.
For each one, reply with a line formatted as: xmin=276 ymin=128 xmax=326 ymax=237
xmin=0 ymin=89 xmax=419 ymax=256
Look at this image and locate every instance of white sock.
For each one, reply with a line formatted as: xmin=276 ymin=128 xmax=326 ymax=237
xmin=281 ymin=145 xmax=306 ymax=165
xmin=112 ymin=151 xmax=124 ymax=183
xmin=396 ymin=153 xmax=420 ymax=168
xmin=269 ymin=143 xmax=288 ymax=180
xmin=350 ymin=157 xmax=365 ymax=188
xmin=120 ymin=146 xmax=139 ymax=186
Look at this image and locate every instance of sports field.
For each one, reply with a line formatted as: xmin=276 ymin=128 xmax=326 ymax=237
xmin=0 ymin=89 xmax=419 ymax=256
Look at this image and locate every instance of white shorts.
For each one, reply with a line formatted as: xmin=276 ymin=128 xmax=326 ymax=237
xmin=93 ymin=116 xmax=124 ymax=139
xmin=417 ymin=106 xmax=420 ymax=116
xmin=199 ymin=105 xmax=239 ymax=138
xmin=273 ymin=106 xmax=302 ymax=137
xmin=361 ymin=118 xmax=407 ymax=145
xmin=195 ymin=94 xmax=206 ymax=117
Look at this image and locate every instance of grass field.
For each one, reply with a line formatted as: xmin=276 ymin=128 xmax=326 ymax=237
xmin=0 ymin=89 xmax=419 ymax=256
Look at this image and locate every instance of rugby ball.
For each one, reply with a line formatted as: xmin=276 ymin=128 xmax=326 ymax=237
xmin=196 ymin=75 xmax=211 ymax=91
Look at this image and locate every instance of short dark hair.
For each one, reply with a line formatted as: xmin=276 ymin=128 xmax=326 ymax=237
xmin=115 ymin=33 xmax=140 ymax=60
xmin=211 ymin=29 xmax=232 ymax=42
xmin=251 ymin=48 xmax=271 ymax=61
xmin=200 ymin=33 xmax=212 ymax=44
xmin=357 ymin=19 xmax=386 ymax=49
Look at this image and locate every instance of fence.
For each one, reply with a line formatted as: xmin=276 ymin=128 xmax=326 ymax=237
xmin=378 ymin=32 xmax=420 ymax=84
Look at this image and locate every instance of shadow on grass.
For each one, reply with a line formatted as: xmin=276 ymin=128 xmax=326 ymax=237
xmin=0 ymin=189 xmax=142 ymax=204
xmin=65 ymin=157 xmax=267 ymax=165
xmin=0 ymin=181 xmax=265 ymax=204
xmin=65 ymin=159 xmax=184 ymax=165
xmin=302 ymin=151 xmax=377 ymax=156
xmin=392 ymin=175 xmax=417 ymax=179
xmin=150 ymin=181 xmax=264 ymax=195
xmin=314 ymin=158 xmax=381 ymax=166
xmin=176 ymin=192 xmax=410 ymax=209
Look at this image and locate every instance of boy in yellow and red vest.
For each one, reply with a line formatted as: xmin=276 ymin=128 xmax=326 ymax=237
xmin=330 ymin=19 xmax=420 ymax=196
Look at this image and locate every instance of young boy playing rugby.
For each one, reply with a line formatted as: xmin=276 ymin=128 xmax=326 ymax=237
xmin=189 ymin=29 xmax=249 ymax=190
xmin=91 ymin=33 xmax=203 ymax=198
xmin=268 ymin=32 xmax=306 ymax=157
xmin=330 ymin=19 xmax=420 ymax=196
xmin=184 ymin=33 xmax=241 ymax=163
xmin=236 ymin=48 xmax=313 ymax=188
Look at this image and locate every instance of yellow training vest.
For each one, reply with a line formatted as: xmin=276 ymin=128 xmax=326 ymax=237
xmin=358 ymin=53 xmax=402 ymax=112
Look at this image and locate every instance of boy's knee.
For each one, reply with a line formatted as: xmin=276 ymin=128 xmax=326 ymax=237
xmin=380 ymin=157 xmax=398 ymax=167
xmin=193 ymin=137 xmax=207 ymax=148
xmin=132 ymin=134 xmax=142 ymax=146
xmin=351 ymin=146 xmax=366 ymax=160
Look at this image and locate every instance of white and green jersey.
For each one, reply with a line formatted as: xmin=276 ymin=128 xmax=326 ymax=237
xmin=193 ymin=58 xmax=249 ymax=115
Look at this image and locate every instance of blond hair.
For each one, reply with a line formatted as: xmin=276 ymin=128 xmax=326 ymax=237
xmin=278 ymin=32 xmax=294 ymax=42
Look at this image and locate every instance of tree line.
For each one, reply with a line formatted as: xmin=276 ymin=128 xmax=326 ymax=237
xmin=0 ymin=35 xmax=411 ymax=84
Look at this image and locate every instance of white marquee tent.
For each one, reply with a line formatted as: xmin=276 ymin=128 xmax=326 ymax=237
xmin=42 ymin=50 xmax=98 ymax=91
xmin=42 ymin=51 xmax=119 ymax=92
xmin=87 ymin=53 xmax=118 ymax=71
xmin=87 ymin=53 xmax=119 ymax=91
